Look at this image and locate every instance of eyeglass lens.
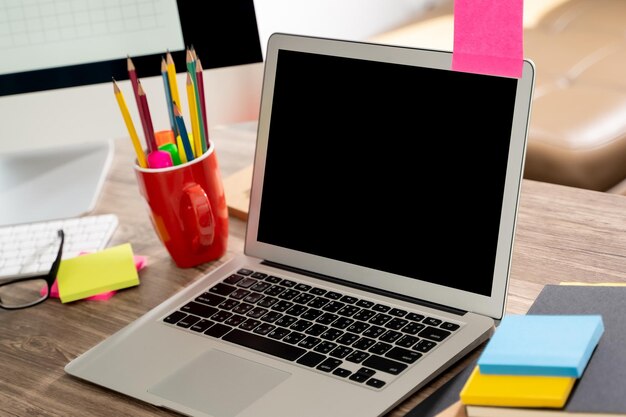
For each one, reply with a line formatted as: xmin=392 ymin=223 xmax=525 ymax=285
xmin=0 ymin=278 xmax=49 ymax=308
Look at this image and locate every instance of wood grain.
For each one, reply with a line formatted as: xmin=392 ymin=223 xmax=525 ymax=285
xmin=2 ymin=129 xmax=626 ymax=417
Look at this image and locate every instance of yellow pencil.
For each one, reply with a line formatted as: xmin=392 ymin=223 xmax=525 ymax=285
xmin=166 ymin=51 xmax=181 ymax=113
xmin=112 ymin=79 xmax=147 ymax=168
xmin=186 ymin=73 xmax=202 ymax=158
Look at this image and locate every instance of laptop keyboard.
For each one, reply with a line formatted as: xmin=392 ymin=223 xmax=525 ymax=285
xmin=162 ymin=268 xmax=463 ymax=390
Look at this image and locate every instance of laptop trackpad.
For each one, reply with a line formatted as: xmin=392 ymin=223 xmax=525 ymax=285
xmin=148 ymin=349 xmax=290 ymax=417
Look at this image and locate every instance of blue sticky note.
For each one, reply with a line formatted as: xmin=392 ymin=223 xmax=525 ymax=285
xmin=478 ymin=314 xmax=604 ymax=377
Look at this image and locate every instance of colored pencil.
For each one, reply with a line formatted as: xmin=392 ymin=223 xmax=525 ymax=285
xmin=196 ymin=57 xmax=210 ymax=152
xmin=126 ymin=56 xmax=151 ymax=150
xmin=165 ymin=51 xmax=182 ymax=112
xmin=137 ymin=80 xmax=157 ymax=152
xmin=161 ymin=57 xmax=177 ymax=135
xmin=186 ymin=48 xmax=206 ymax=154
xmin=112 ymin=79 xmax=147 ymax=168
xmin=173 ymin=103 xmax=194 ymax=162
xmin=186 ymin=72 xmax=202 ymax=158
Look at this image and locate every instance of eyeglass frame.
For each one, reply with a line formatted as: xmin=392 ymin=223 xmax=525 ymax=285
xmin=0 ymin=229 xmax=65 ymax=310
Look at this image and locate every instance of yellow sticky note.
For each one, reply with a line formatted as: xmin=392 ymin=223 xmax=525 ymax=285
xmin=460 ymin=367 xmax=575 ymax=408
xmin=57 ymin=243 xmax=139 ymax=303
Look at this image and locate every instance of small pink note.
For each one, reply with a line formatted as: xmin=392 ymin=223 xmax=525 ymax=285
xmin=45 ymin=255 xmax=147 ymax=300
xmin=452 ymin=0 xmax=523 ymax=78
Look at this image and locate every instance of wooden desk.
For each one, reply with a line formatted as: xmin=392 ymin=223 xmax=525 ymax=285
xmin=3 ymin=130 xmax=626 ymax=416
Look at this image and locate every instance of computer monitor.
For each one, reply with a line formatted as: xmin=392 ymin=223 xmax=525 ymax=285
xmin=0 ymin=0 xmax=263 ymax=226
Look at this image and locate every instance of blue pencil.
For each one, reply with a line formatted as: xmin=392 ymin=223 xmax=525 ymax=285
xmin=173 ymin=104 xmax=194 ymax=162
xmin=161 ymin=58 xmax=177 ymax=135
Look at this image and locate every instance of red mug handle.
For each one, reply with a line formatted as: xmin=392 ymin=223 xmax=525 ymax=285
xmin=181 ymin=183 xmax=215 ymax=253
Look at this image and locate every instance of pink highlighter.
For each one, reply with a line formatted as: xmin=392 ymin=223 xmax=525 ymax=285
xmin=147 ymin=150 xmax=173 ymax=168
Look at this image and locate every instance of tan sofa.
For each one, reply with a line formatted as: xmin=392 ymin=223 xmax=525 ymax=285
xmin=371 ymin=0 xmax=626 ymax=193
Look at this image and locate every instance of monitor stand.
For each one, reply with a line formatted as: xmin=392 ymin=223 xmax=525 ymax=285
xmin=0 ymin=140 xmax=114 ymax=227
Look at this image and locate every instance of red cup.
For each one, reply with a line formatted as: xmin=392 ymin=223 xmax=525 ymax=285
xmin=134 ymin=143 xmax=228 ymax=268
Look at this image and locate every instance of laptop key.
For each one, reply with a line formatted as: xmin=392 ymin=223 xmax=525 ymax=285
xmin=224 ymin=274 xmax=244 ymax=285
xmin=296 ymin=351 xmax=326 ymax=367
xmin=386 ymin=347 xmax=422 ymax=364
xmin=316 ymin=358 xmax=342 ymax=372
xmin=204 ymin=323 xmax=232 ymax=338
xmin=345 ymin=350 xmax=369 ymax=364
xmin=176 ymin=315 xmax=200 ymax=328
xmin=196 ymin=293 xmax=226 ymax=307
xmin=366 ymin=378 xmax=386 ymax=389
xmin=181 ymin=302 xmax=219 ymax=318
xmin=418 ymin=326 xmax=451 ymax=342
xmin=210 ymin=283 xmax=237 ymax=296
xmin=236 ymin=268 xmax=253 ymax=276
xmin=441 ymin=322 xmax=460 ymax=331
xmin=163 ymin=311 xmax=186 ymax=324
xmin=190 ymin=319 xmax=214 ymax=333
xmin=223 ymin=328 xmax=306 ymax=361
xmin=332 ymin=368 xmax=352 ymax=378
xmin=362 ymin=355 xmax=407 ymax=375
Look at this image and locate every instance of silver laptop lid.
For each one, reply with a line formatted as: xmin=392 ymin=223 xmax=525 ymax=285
xmin=246 ymin=33 xmax=535 ymax=319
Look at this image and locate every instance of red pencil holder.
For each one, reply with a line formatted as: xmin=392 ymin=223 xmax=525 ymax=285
xmin=134 ymin=143 xmax=228 ymax=268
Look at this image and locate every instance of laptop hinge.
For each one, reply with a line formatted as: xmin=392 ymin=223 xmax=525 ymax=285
xmin=261 ymin=260 xmax=468 ymax=316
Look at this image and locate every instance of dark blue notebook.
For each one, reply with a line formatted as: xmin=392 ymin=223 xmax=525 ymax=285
xmin=407 ymin=285 xmax=626 ymax=416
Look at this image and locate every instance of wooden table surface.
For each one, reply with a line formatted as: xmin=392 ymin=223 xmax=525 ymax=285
xmin=3 ymin=127 xmax=626 ymax=417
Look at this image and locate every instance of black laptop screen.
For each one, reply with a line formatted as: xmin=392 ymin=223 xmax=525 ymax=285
xmin=257 ymin=49 xmax=518 ymax=297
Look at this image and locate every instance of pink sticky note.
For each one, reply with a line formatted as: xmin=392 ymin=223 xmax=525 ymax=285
xmin=452 ymin=0 xmax=523 ymax=78
xmin=45 ymin=255 xmax=147 ymax=300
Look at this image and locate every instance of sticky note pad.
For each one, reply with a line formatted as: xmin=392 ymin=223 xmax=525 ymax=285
xmin=452 ymin=0 xmax=523 ymax=78
xmin=57 ymin=243 xmax=140 ymax=303
xmin=478 ymin=314 xmax=604 ymax=377
xmin=460 ymin=366 xmax=576 ymax=408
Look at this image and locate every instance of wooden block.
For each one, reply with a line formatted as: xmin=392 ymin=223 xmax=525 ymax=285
xmin=222 ymin=164 xmax=253 ymax=220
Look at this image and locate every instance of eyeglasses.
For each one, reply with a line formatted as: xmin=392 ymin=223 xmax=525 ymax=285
xmin=0 ymin=229 xmax=64 ymax=310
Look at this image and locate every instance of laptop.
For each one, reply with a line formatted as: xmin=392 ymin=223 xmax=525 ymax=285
xmin=65 ymin=33 xmax=535 ymax=417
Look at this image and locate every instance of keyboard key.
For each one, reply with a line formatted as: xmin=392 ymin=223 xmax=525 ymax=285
xmin=418 ymin=326 xmax=451 ymax=342
xmin=386 ymin=347 xmax=422 ymax=364
xmin=223 ymin=328 xmax=307 ymax=361
xmin=190 ymin=319 xmax=215 ymax=333
xmin=297 ymin=351 xmax=326 ymax=367
xmin=366 ymin=378 xmax=386 ymax=388
xmin=176 ymin=315 xmax=200 ymax=328
xmin=265 ymin=275 xmax=282 ymax=283
xmin=346 ymin=350 xmax=369 ymax=364
xmin=332 ymin=368 xmax=352 ymax=378
xmin=423 ymin=317 xmax=442 ymax=326
xmin=362 ymin=355 xmax=407 ymax=375
xmin=209 ymin=283 xmax=237 ymax=296
xmin=372 ymin=304 xmax=391 ymax=313
xmin=406 ymin=313 xmax=425 ymax=322
xmin=195 ymin=293 xmax=226 ymax=307
xmin=181 ymin=302 xmax=218 ymax=318
xmin=441 ymin=322 xmax=460 ymax=331
xmin=224 ymin=274 xmax=244 ymax=285
xmin=324 ymin=291 xmax=343 ymax=300
xmin=413 ymin=339 xmax=437 ymax=353
xmin=163 ymin=311 xmax=186 ymax=324
xmin=251 ymin=272 xmax=268 ymax=280
xmin=316 ymin=358 xmax=342 ymax=372
xmin=236 ymin=268 xmax=253 ymax=276
xmin=204 ymin=323 xmax=232 ymax=338
xmin=389 ymin=308 xmax=407 ymax=317
xmin=356 ymin=299 xmax=374 ymax=309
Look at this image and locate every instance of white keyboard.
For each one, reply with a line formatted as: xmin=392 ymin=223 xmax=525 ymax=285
xmin=0 ymin=214 xmax=119 ymax=280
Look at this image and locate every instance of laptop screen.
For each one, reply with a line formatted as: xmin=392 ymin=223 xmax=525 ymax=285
xmin=247 ymin=34 xmax=534 ymax=318
xmin=256 ymin=49 xmax=518 ymax=297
